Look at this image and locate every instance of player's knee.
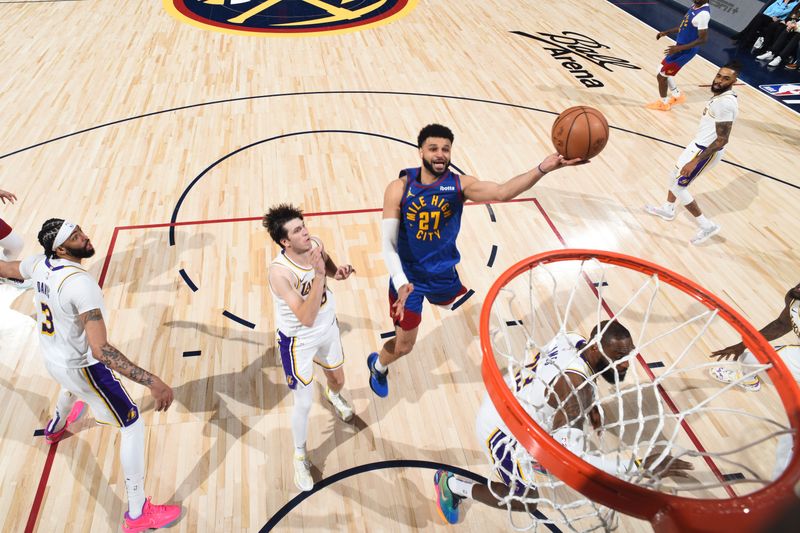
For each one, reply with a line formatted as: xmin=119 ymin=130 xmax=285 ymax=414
xmin=326 ymin=370 xmax=344 ymax=390
xmin=293 ymin=385 xmax=314 ymax=411
xmin=394 ymin=338 xmax=416 ymax=357
xmin=670 ymin=183 xmax=693 ymax=206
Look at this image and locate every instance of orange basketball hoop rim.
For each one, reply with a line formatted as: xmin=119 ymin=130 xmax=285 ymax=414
xmin=480 ymin=249 xmax=800 ymax=533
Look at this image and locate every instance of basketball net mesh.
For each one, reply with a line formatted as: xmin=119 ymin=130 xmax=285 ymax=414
xmin=485 ymin=256 xmax=794 ymax=532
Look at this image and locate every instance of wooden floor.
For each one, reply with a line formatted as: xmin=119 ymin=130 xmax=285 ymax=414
xmin=0 ymin=0 xmax=798 ymax=531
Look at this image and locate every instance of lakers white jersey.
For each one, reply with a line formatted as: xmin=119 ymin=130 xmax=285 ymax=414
xmin=693 ymin=90 xmax=738 ymax=147
xmin=19 ymin=254 xmax=106 ymax=368
xmin=476 ymin=333 xmax=596 ymax=442
xmin=269 ymin=240 xmax=336 ymax=340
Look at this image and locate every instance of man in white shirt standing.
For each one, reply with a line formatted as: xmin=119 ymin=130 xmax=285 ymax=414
xmin=264 ymin=203 xmax=355 ymax=492
xmin=0 ymin=218 xmax=181 ymax=533
xmin=643 ymin=61 xmax=741 ymax=245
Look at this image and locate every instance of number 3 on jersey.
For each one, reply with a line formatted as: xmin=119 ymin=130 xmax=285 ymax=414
xmin=40 ymin=302 xmax=55 ymax=336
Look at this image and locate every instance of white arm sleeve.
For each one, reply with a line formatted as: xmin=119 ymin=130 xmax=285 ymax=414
xmin=552 ymin=426 xmax=632 ymax=476
xmin=382 ymin=218 xmax=409 ymax=289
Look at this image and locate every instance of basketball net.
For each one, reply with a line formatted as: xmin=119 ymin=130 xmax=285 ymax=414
xmin=481 ymin=250 xmax=799 ymax=532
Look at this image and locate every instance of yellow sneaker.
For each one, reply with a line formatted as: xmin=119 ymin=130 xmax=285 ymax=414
xmin=668 ymin=93 xmax=687 ymax=106
xmin=645 ymin=100 xmax=671 ymax=111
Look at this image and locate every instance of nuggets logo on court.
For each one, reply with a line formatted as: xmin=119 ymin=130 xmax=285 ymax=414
xmin=165 ymin=0 xmax=418 ymax=37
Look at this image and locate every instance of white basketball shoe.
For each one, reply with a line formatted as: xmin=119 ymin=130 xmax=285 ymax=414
xmin=709 ymin=366 xmax=761 ymax=392
xmin=691 ymin=223 xmax=721 ymax=245
xmin=643 ymin=204 xmax=676 ymax=221
xmin=294 ymin=455 xmax=314 ymax=491
xmin=325 ymin=387 xmax=354 ymax=422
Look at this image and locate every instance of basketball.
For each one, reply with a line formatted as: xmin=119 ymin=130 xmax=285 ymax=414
xmin=551 ymin=106 xmax=609 ymax=160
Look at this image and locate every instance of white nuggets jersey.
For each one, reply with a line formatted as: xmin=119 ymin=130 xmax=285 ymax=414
xmin=270 ymin=239 xmax=336 ymax=340
xmin=693 ymin=90 xmax=738 ymax=147
xmin=19 ymin=254 xmax=105 ymax=368
xmin=477 ymin=333 xmax=596 ymax=441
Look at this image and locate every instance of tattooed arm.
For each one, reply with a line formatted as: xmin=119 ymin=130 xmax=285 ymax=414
xmin=81 ymin=309 xmax=174 ymax=411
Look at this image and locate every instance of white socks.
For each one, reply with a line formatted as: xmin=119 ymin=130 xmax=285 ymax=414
xmin=48 ymin=389 xmax=77 ymax=433
xmin=120 ymin=419 xmax=146 ymax=519
xmin=291 ymin=385 xmax=314 ymax=454
xmin=696 ymin=214 xmax=714 ymax=228
xmin=374 ymin=358 xmax=388 ymax=374
xmin=667 ymin=76 xmax=679 ymax=96
xmin=447 ymin=476 xmax=477 ymax=499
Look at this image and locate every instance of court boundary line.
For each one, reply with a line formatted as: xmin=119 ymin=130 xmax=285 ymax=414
xmin=0 ymin=90 xmax=793 ymax=190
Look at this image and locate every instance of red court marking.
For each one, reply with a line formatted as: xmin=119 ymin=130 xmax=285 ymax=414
xmin=24 ymin=197 xmax=538 ymax=531
xmin=24 ymin=444 xmax=58 ymax=533
xmin=532 ymin=197 xmax=737 ymax=498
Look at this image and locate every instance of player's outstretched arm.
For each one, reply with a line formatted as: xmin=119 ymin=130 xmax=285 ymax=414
xmin=548 ymin=373 xmax=693 ymax=479
xmin=657 ymin=25 xmax=681 ymax=39
xmin=462 ymin=153 xmax=586 ymax=203
xmin=711 ymin=296 xmax=794 ymax=361
xmin=0 ymin=260 xmax=23 ymax=279
xmin=81 ymin=309 xmax=174 ymax=411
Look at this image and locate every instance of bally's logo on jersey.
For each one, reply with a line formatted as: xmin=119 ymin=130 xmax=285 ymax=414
xmin=511 ymin=30 xmax=641 ymax=88
xmin=165 ymin=0 xmax=418 ymax=37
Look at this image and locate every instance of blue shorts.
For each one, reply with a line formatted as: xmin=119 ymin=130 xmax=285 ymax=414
xmin=661 ymin=49 xmax=698 ymax=76
xmin=388 ymin=268 xmax=467 ymax=330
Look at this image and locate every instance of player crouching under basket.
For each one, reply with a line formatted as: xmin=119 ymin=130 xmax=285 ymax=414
xmin=434 ymin=321 xmax=694 ymax=525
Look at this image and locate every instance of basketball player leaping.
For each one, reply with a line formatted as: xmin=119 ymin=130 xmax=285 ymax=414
xmin=434 ymin=321 xmax=693 ymax=523
xmin=710 ymin=281 xmax=800 ymax=479
xmin=646 ymin=0 xmax=710 ymax=111
xmin=643 ymin=61 xmax=741 ymax=245
xmin=0 ymin=219 xmax=181 ymax=533
xmin=264 ymin=204 xmax=356 ymax=491
xmin=0 ymin=187 xmax=32 ymax=289
xmin=367 ymin=124 xmax=585 ymax=398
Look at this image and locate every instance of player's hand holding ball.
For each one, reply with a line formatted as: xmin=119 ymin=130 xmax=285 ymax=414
xmin=551 ymin=106 xmax=609 ymax=162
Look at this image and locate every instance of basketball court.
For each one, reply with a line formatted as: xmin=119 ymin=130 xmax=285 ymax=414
xmin=0 ymin=1 xmax=798 ymax=531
